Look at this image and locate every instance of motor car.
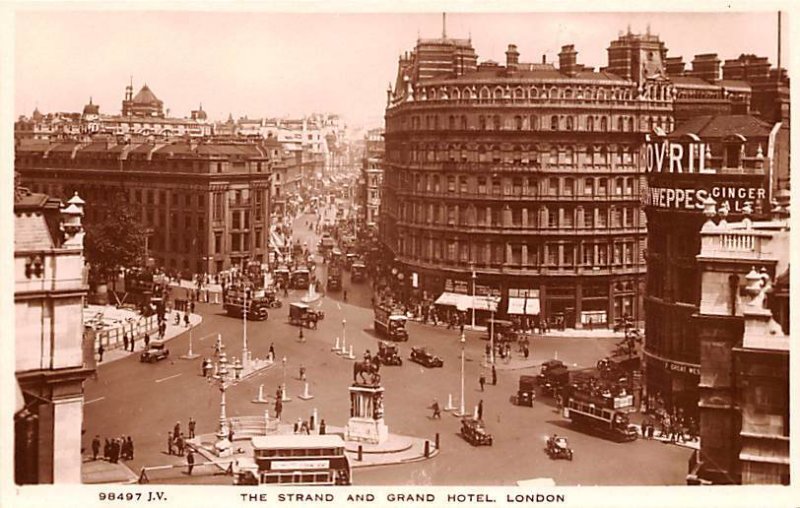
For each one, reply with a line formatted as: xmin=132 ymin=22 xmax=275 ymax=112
xmin=545 ymin=435 xmax=573 ymax=460
xmin=460 ymin=417 xmax=493 ymax=446
xmin=377 ymin=341 xmax=403 ymax=366
xmin=409 ymin=346 xmax=443 ymax=368
xmin=140 ymin=342 xmax=170 ymax=363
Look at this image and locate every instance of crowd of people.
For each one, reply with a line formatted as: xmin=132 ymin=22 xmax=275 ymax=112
xmin=90 ymin=435 xmax=134 ymax=463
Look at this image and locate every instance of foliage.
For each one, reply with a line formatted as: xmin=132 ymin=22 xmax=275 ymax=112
xmin=84 ymin=194 xmax=146 ymax=283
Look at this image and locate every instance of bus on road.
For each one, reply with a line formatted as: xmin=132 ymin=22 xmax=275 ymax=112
xmin=235 ymin=435 xmax=351 ymax=485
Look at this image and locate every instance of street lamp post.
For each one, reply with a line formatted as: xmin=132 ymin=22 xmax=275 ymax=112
xmin=471 ymin=268 xmax=476 ymax=330
xmin=242 ymin=287 xmax=249 ymax=368
xmin=342 ymin=319 xmax=347 ymax=348
xmin=459 ymin=331 xmax=466 ymax=416
xmin=281 ymin=356 xmax=287 ymax=398
xmin=214 ymin=350 xmax=231 ymax=451
xmin=489 ymin=302 xmax=496 ymax=365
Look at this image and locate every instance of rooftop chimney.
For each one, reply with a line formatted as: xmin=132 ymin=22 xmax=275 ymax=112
xmin=559 ymin=44 xmax=579 ymax=76
xmin=665 ymin=56 xmax=685 ymax=77
xmin=506 ymin=44 xmax=520 ymax=70
xmin=691 ymin=53 xmax=721 ymax=82
xmin=542 ymin=54 xmax=546 ymax=64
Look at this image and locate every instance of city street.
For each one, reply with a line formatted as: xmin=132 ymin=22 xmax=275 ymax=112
xmin=82 ymin=214 xmax=692 ymax=486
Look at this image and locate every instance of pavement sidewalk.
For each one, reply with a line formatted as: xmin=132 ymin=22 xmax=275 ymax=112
xmin=98 ymin=312 xmax=203 ymax=365
xmin=81 ymin=457 xmax=138 ymax=484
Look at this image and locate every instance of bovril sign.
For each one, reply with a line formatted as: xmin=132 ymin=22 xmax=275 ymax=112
xmin=644 ymin=138 xmax=766 ymax=211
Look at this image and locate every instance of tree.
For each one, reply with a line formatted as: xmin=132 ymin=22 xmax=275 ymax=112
xmin=84 ymin=195 xmax=147 ymax=285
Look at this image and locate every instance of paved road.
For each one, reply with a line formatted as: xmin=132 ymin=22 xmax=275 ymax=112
xmin=81 ymin=208 xmax=691 ymax=486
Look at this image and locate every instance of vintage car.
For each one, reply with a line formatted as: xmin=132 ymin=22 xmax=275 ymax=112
xmin=290 ymin=269 xmax=311 ymax=290
xmin=264 ymin=288 xmax=283 ymax=309
xmin=545 ymin=435 xmax=573 ymax=460
xmin=273 ymin=268 xmax=290 ymax=289
xmin=460 ymin=417 xmax=493 ymax=446
xmin=409 ymin=346 xmax=443 ymax=368
xmin=482 ymin=319 xmax=516 ymax=344
xmin=288 ymin=302 xmax=325 ymax=329
xmin=516 ymin=375 xmax=538 ymax=407
xmin=140 ymin=342 xmax=170 ymax=363
xmin=377 ymin=341 xmax=403 ymax=366
xmin=538 ymin=359 xmax=570 ymax=396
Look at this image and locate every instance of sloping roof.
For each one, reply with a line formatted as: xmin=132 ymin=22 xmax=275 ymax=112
xmin=718 ymin=79 xmax=752 ymax=91
xmin=670 ymin=76 xmax=719 ymax=89
xmin=15 ymin=211 xmax=55 ymax=251
xmin=15 ymin=140 xmax=51 ymax=153
xmin=669 ymin=115 xmax=772 ymax=139
xmin=133 ymin=84 xmax=161 ymax=104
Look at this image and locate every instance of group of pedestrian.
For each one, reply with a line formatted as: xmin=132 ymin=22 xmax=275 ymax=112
xmin=166 ymin=419 xmax=195 ymax=456
xmin=91 ymin=435 xmax=134 ymax=463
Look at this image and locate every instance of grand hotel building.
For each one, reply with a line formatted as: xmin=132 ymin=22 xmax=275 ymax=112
xmin=382 ymin=34 xmax=676 ymax=328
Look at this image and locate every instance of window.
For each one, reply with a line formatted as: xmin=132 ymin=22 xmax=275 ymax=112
xmin=479 ymin=116 xmax=486 ymax=130
xmin=626 ymin=177 xmax=635 ymax=195
xmin=550 ymin=115 xmax=559 ymax=130
xmin=184 ymin=214 xmax=192 ymax=230
xmin=433 ymin=176 xmax=440 ymax=192
xmin=566 ymin=116 xmax=574 ymax=130
xmin=547 ymin=208 xmax=558 ymax=228
xmin=587 ymin=116 xmax=594 ymax=131
xmin=233 ymin=211 xmax=241 ymax=229
xmin=597 ymin=244 xmax=607 ymax=266
xmin=492 ymin=179 xmax=501 ymax=196
xmin=460 ymin=176 xmax=468 ymax=193
xmin=478 ymin=177 xmax=487 ymax=194
xmin=147 ymin=191 xmax=154 ymax=205
xmin=549 ymin=177 xmax=559 ymax=196
xmin=198 ymin=194 xmax=205 ymax=208
xmin=563 ymin=244 xmax=574 ymax=266
xmin=493 ymin=115 xmax=501 ymax=130
xmin=529 ymin=114 xmax=538 ymax=130
xmin=447 ymin=176 xmax=455 ymax=192
xmin=513 ymin=178 xmax=523 ymax=195
xmin=547 ymin=244 xmax=558 ymax=266
xmin=549 ymin=148 xmax=558 ymax=165
xmin=611 ymin=207 xmax=622 ymax=228
xmin=185 ymin=194 xmax=192 ymax=207
xmin=584 ymin=178 xmax=594 ymax=195
xmin=624 ymin=208 xmax=634 ymax=227
xmin=447 ymin=241 xmax=457 ymax=261
xmin=515 ymin=115 xmax=523 ymax=130
xmin=448 ymin=206 xmax=456 ymax=225
xmin=615 ymin=177 xmax=624 ymax=195
xmin=564 ymin=177 xmax=574 ymax=195
xmin=614 ymin=243 xmax=622 ymax=265
xmin=583 ymin=243 xmax=594 ymax=265
xmin=563 ymin=207 xmax=574 ymax=228
xmin=598 ymin=178 xmax=608 ymax=195
xmin=597 ymin=208 xmax=607 ymax=228
xmin=584 ymin=208 xmax=594 ymax=229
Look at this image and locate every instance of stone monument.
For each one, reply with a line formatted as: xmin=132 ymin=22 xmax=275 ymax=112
xmin=345 ymin=353 xmax=388 ymax=444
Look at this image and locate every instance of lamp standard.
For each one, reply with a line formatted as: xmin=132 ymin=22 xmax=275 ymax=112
xmin=459 ymin=330 xmax=466 ymax=416
xmin=489 ymin=298 xmax=497 ymax=365
xmin=281 ymin=356 xmax=287 ymax=397
xmin=471 ymin=267 xmax=477 ymax=330
xmin=342 ymin=319 xmax=347 ymax=347
xmin=214 ymin=350 xmax=231 ymax=446
xmin=242 ymin=287 xmax=250 ymax=368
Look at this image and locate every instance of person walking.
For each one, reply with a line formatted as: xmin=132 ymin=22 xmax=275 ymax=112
xmin=129 ymin=333 xmax=136 ymax=352
xmin=479 ymin=373 xmax=486 ymax=392
xmin=144 ymin=333 xmax=150 ymax=349
xmin=269 ymin=343 xmax=275 ymax=361
xmin=491 ymin=364 xmax=497 ymax=386
xmin=103 ymin=438 xmax=111 ymax=460
xmin=167 ymin=431 xmax=174 ymax=455
xmin=188 ymin=417 xmax=196 ymax=439
xmin=275 ymin=398 xmax=283 ymax=421
xmin=173 ymin=421 xmax=181 ymax=439
xmin=123 ymin=333 xmax=129 ymax=352
xmin=91 ymin=435 xmax=101 ymax=461
xmin=186 ymin=450 xmax=195 ymax=475
xmin=477 ymin=399 xmax=484 ymax=421
xmin=176 ymin=433 xmax=185 ymax=456
xmin=299 ymin=365 xmax=307 ymax=381
xmin=319 ymin=419 xmax=326 ymax=435
xmin=126 ymin=436 xmax=134 ymax=460
xmin=431 ymin=399 xmax=441 ymax=419
xmin=97 ymin=343 xmax=105 ymax=363
xmin=184 ymin=313 xmax=190 ymax=328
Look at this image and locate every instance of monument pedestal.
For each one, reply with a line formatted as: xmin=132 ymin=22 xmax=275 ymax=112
xmin=344 ymin=384 xmax=388 ymax=445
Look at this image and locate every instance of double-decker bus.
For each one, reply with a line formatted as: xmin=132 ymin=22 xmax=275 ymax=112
xmin=235 ymin=435 xmax=351 ymax=485
xmin=564 ymin=390 xmax=638 ymax=442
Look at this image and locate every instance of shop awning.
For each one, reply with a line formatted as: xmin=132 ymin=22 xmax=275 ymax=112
xmin=434 ymin=292 xmax=466 ymax=309
xmin=471 ymin=295 xmax=501 ymax=312
xmin=507 ymin=297 xmax=540 ymax=315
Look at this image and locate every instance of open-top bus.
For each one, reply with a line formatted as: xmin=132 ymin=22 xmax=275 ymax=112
xmin=564 ymin=390 xmax=638 ymax=442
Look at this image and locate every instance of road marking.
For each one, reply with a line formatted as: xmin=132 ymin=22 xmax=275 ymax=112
xmin=155 ymin=373 xmax=183 ymax=383
xmin=337 ymin=302 xmax=341 ymax=310
xmin=84 ymin=397 xmax=105 ymax=405
xmin=197 ymin=333 xmax=217 ymax=342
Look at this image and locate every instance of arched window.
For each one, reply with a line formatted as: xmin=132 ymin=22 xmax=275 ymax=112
xmin=460 ymin=115 xmax=468 ymax=130
xmin=479 ymin=87 xmax=491 ymax=101
xmin=566 ymin=116 xmax=574 ymax=131
xmin=564 ymin=89 xmax=572 ymax=99
xmin=586 ymin=116 xmax=594 ymax=131
xmin=550 ymin=87 xmax=558 ymax=99
xmin=491 ymin=145 xmax=501 ymax=163
xmin=478 ymin=145 xmax=488 ymax=163
xmin=515 ymin=115 xmax=523 ymax=130
xmin=600 ymin=116 xmax=608 ymax=132
xmin=463 ymin=88 xmax=472 ymax=100
xmin=550 ymin=115 xmax=559 ymax=130
xmin=530 ymin=87 xmax=539 ymax=98
xmin=514 ymin=87 xmax=525 ymax=100
xmin=494 ymin=87 xmax=504 ymax=100
xmin=512 ymin=145 xmax=522 ymax=164
xmin=617 ymin=116 xmax=624 ymax=132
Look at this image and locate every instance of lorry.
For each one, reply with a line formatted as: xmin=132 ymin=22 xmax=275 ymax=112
xmin=373 ymin=305 xmax=409 ymax=341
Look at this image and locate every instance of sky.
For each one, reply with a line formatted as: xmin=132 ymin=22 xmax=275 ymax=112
xmin=14 ymin=9 xmax=789 ymax=132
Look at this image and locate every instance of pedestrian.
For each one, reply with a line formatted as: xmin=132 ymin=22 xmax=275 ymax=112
xmin=479 ymin=373 xmax=486 ymax=392
xmin=91 ymin=435 xmax=101 ymax=461
xmin=269 ymin=343 xmax=275 ymax=361
xmin=103 ymin=438 xmax=111 ymax=460
xmin=523 ymin=345 xmax=530 ymax=359
xmin=299 ymin=365 xmax=306 ymax=381
xmin=98 ymin=343 xmax=105 ymax=363
xmin=123 ymin=333 xmax=129 ymax=352
xmin=186 ymin=450 xmax=195 ymax=475
xmin=491 ymin=364 xmax=497 ymax=386
xmin=167 ymin=431 xmax=174 ymax=455
xmin=190 ymin=301 xmax=195 ymax=314
xmin=275 ymin=398 xmax=283 ymax=421
xmin=319 ymin=419 xmax=326 ymax=435
xmin=184 ymin=313 xmax=190 ymax=328
xmin=110 ymin=438 xmax=120 ymax=463
xmin=202 ymin=358 xmax=211 ymax=377
xmin=188 ymin=417 xmax=196 ymax=439
xmin=477 ymin=399 xmax=484 ymax=421
xmin=431 ymin=399 xmax=441 ymax=419
xmin=130 ymin=333 xmax=136 ymax=351
xmin=173 ymin=421 xmax=181 ymax=439
xmin=229 ymin=428 xmax=235 ymax=442
xmin=144 ymin=333 xmax=150 ymax=348
xmin=176 ymin=433 xmax=185 ymax=456
xmin=126 ymin=436 xmax=134 ymax=460
xmin=343 ymin=289 xmax=347 ymax=302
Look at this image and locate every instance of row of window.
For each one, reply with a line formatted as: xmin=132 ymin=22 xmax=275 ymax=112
xmin=392 ymin=237 xmax=643 ymax=268
xmin=132 ymin=189 xmax=206 ymax=209
xmin=405 ymin=82 xmax=656 ymax=103
xmin=394 ymin=174 xmax=640 ymax=197
xmin=397 ymin=204 xmax=641 ymax=230
xmin=402 ymin=113 xmax=663 ymax=133
xmin=390 ymin=143 xmax=641 ymax=167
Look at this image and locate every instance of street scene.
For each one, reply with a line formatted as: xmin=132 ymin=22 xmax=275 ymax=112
xmin=10 ymin=7 xmax=790 ymax=501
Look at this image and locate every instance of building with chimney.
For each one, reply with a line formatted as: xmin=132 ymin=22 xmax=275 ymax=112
xmin=14 ymin=184 xmax=93 ymax=484
xmin=382 ymin=33 xmax=673 ymax=328
xmin=686 ymin=195 xmax=789 ymax=485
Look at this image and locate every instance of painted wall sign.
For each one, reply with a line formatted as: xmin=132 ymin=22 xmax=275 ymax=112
xmin=643 ymin=185 xmax=766 ymax=210
xmin=645 ymin=140 xmax=713 ymax=174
